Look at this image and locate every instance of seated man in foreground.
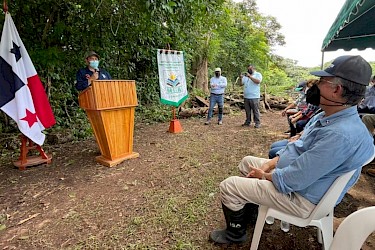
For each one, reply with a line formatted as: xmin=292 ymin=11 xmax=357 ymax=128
xmin=209 ymin=55 xmax=374 ymax=244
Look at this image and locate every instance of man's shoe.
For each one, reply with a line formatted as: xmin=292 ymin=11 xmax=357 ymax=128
xmin=209 ymin=229 xmax=247 ymax=244
xmin=367 ymin=168 xmax=375 ymax=177
xmin=241 ymin=123 xmax=250 ymax=127
xmin=204 ymin=120 xmax=211 ymax=125
xmin=218 ymin=121 xmax=223 ymax=125
xmin=254 ymin=124 xmax=261 ymax=128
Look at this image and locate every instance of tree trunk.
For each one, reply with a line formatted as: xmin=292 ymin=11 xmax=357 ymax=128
xmin=193 ymin=57 xmax=209 ymax=94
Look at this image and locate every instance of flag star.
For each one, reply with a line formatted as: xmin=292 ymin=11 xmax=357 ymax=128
xmin=21 ymin=109 xmax=38 ymax=127
xmin=10 ymin=41 xmax=21 ymax=61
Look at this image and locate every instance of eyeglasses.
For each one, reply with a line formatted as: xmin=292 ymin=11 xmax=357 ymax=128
xmin=317 ymin=78 xmax=335 ymax=86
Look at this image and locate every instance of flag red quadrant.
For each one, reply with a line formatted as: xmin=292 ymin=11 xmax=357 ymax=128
xmin=0 ymin=12 xmax=55 ymax=145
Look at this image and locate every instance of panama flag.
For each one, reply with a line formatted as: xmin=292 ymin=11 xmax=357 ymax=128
xmin=0 ymin=13 xmax=55 ymax=145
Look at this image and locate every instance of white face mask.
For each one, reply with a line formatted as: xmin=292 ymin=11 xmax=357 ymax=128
xmin=89 ymin=60 xmax=99 ymax=70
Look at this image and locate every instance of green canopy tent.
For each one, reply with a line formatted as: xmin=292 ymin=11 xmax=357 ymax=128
xmin=321 ymin=0 xmax=375 ymax=67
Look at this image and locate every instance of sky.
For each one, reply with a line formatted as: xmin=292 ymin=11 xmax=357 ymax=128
xmin=247 ymin=0 xmax=375 ymax=67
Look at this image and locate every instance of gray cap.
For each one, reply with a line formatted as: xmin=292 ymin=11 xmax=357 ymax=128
xmin=85 ymin=51 xmax=100 ymax=59
xmin=310 ymin=55 xmax=371 ymax=86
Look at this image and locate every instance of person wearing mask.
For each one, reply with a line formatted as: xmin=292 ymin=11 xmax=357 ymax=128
xmin=361 ymin=113 xmax=375 ymax=177
xmin=240 ymin=64 xmax=263 ymax=128
xmin=205 ymin=68 xmax=227 ymax=125
xmin=357 ymin=75 xmax=375 ymax=114
xmin=208 ymin=55 xmax=374 ymax=245
xmin=281 ymin=80 xmax=308 ymax=118
xmin=76 ymin=51 xmax=112 ymax=91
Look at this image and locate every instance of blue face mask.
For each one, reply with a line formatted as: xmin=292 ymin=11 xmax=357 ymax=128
xmin=89 ymin=60 xmax=99 ymax=70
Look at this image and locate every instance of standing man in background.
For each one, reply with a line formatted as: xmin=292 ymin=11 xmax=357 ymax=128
xmin=205 ymin=68 xmax=227 ymax=125
xmin=241 ymin=64 xmax=263 ymax=128
xmin=76 ymin=51 xmax=112 ymax=91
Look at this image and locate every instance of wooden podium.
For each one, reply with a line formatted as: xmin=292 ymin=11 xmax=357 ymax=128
xmin=78 ymin=80 xmax=139 ymax=167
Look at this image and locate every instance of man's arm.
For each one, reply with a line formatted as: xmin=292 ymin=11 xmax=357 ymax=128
xmin=272 ymin=131 xmax=353 ymax=194
xmin=76 ymin=69 xmax=89 ymax=91
xmin=218 ymin=76 xmax=227 ymax=88
xmin=246 ymin=72 xmax=262 ymax=84
xmin=246 ymin=156 xmax=279 ymax=182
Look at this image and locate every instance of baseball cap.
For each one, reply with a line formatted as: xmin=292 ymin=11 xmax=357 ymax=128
xmin=214 ymin=67 xmax=221 ymax=72
xmin=295 ymin=81 xmax=306 ymax=91
xmin=310 ymin=55 xmax=371 ymax=86
xmin=85 ymin=51 xmax=100 ymax=59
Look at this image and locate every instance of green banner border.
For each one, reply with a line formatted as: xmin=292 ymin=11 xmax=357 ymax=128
xmin=160 ymin=94 xmax=189 ymax=107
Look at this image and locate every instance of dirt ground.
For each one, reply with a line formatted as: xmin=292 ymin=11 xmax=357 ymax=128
xmin=0 ymin=109 xmax=375 ymax=250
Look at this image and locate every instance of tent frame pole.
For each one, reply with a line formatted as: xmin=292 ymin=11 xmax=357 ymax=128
xmin=321 ymin=51 xmax=325 ymax=70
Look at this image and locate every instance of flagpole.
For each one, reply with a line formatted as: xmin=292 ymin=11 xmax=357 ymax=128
xmin=164 ymin=44 xmax=183 ymax=133
xmin=3 ymin=0 xmax=8 ymax=13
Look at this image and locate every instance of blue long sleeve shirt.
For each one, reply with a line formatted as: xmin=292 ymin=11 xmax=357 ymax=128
xmin=273 ymin=106 xmax=373 ymax=205
xmin=209 ymin=76 xmax=227 ymax=95
xmin=76 ymin=67 xmax=112 ymax=91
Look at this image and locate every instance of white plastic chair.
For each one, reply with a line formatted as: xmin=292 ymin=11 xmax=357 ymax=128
xmin=329 ymin=206 xmax=375 ymax=250
xmin=250 ymin=151 xmax=375 ymax=250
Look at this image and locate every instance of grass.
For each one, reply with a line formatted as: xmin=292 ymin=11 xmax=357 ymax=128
xmin=1 ymin=113 xmax=309 ymax=250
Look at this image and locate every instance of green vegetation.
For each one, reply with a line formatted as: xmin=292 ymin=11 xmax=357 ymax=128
xmin=0 ymin=0 xmax=373 ymax=137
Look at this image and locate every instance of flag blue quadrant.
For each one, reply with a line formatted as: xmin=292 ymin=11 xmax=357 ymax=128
xmin=0 ymin=56 xmax=25 ymax=107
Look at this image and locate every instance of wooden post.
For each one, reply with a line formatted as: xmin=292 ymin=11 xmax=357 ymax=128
xmin=13 ymin=135 xmax=52 ymax=170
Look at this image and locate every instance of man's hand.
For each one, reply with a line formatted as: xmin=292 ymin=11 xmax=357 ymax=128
xmin=247 ymin=166 xmax=265 ymax=179
xmin=246 ymin=162 xmax=270 ymax=178
xmin=289 ymin=111 xmax=302 ymax=124
xmin=90 ymin=71 xmax=99 ymax=80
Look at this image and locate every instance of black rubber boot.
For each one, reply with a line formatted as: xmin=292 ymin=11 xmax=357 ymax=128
xmin=209 ymin=204 xmax=249 ymax=244
xmin=244 ymin=202 xmax=259 ymax=226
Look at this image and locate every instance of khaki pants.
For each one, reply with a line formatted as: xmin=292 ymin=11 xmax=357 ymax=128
xmin=220 ymin=156 xmax=316 ymax=218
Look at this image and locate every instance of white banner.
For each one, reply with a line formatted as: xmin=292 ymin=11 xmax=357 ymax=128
xmin=157 ymin=49 xmax=188 ymax=107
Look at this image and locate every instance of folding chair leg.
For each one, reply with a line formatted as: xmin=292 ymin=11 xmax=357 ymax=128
xmin=317 ymin=228 xmax=323 ymax=244
xmin=319 ymin=215 xmax=333 ymax=250
xmin=250 ymin=206 xmax=268 ymax=250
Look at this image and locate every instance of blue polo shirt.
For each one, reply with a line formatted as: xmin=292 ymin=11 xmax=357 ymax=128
xmin=76 ymin=67 xmax=112 ymax=91
xmin=242 ymin=71 xmax=262 ymax=99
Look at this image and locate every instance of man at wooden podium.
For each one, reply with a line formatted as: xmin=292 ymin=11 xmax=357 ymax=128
xmin=75 ymin=51 xmax=112 ymax=91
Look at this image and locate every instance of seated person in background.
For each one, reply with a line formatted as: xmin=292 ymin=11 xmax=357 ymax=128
xmin=281 ymin=80 xmax=308 ymax=118
xmin=361 ymin=114 xmax=375 ymax=177
xmin=357 ymin=75 xmax=375 ymax=114
xmin=76 ymin=51 xmax=112 ymax=91
xmin=209 ymin=55 xmax=374 ymax=245
xmin=289 ymin=102 xmax=321 ymax=136
xmin=282 ymin=79 xmax=318 ymax=136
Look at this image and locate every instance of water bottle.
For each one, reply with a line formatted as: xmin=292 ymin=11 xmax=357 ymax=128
xmin=265 ymin=216 xmax=274 ymax=224
xmin=280 ymin=220 xmax=290 ymax=232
